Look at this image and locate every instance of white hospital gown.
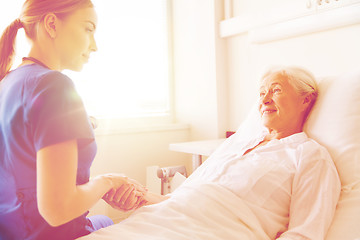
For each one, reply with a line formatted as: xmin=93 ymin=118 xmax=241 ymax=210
xmin=184 ymin=130 xmax=341 ymax=240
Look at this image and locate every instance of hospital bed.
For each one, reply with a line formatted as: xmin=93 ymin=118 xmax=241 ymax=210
xmin=78 ymin=69 xmax=360 ymax=239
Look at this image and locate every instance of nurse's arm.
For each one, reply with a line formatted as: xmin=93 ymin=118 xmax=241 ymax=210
xmin=36 ymin=139 xmax=124 ymax=227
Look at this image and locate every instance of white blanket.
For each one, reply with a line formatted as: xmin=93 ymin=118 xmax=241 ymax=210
xmin=78 ymin=183 xmax=269 ymax=240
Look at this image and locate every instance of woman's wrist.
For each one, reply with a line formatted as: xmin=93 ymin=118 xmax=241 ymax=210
xmin=143 ymin=192 xmax=170 ymax=205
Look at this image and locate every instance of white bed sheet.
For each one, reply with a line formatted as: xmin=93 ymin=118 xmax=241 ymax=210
xmin=326 ymin=187 xmax=360 ymax=240
xmin=78 ymin=183 xmax=269 ymax=240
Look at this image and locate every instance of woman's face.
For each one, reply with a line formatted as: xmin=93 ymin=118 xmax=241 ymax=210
xmin=54 ymin=7 xmax=98 ymax=71
xmin=258 ymin=75 xmax=307 ymax=134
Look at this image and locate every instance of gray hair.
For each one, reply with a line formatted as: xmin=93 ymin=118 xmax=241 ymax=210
xmin=260 ymin=65 xmax=318 ymax=120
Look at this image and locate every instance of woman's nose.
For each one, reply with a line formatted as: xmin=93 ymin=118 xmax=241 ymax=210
xmin=262 ymin=92 xmax=273 ymax=104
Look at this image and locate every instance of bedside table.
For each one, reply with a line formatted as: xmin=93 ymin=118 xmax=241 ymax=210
xmin=169 ymin=138 xmax=226 ymax=171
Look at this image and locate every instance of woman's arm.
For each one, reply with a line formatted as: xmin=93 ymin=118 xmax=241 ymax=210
xmin=276 ymin=147 xmax=341 ymax=240
xmin=36 ymin=139 xmax=143 ymax=227
xmin=143 ymin=191 xmax=170 ymax=205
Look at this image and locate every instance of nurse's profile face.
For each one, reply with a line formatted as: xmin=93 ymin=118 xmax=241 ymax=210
xmin=54 ymin=7 xmax=98 ymax=71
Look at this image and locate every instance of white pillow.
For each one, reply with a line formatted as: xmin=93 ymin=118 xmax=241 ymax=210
xmin=325 ymin=188 xmax=360 ymax=240
xmin=304 ymin=69 xmax=360 ymax=190
xmin=303 ymin=69 xmax=360 ymax=240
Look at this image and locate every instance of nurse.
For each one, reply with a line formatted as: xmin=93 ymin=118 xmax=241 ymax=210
xmin=0 ymin=0 xmax=146 ymax=239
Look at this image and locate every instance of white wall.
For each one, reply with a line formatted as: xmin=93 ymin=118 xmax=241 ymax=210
xmin=89 ymin=127 xmax=191 ymax=221
xmin=226 ymin=0 xmax=360 ymax=130
xmin=172 ymin=0 xmax=229 ymax=140
xmin=91 ymin=129 xmax=191 ymax=186
xmin=172 ymin=0 xmax=360 ymax=134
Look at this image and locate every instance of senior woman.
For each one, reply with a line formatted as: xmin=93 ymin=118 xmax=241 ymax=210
xmin=80 ymin=66 xmax=341 ymax=240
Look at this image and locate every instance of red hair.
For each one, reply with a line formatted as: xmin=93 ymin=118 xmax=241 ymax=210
xmin=0 ymin=0 xmax=93 ymax=80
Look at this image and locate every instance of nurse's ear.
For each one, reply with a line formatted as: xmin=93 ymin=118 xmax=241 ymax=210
xmin=42 ymin=13 xmax=59 ymax=39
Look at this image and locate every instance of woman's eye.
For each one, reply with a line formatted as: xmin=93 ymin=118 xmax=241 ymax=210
xmin=260 ymin=92 xmax=265 ymax=97
xmin=273 ymin=88 xmax=281 ymax=93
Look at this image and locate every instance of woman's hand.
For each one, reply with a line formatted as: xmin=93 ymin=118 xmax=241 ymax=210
xmin=100 ymin=174 xmax=148 ymax=211
xmin=103 ymin=186 xmax=143 ymax=211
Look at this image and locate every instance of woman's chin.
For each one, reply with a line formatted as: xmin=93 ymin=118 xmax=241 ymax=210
xmin=261 ymin=119 xmax=275 ymax=129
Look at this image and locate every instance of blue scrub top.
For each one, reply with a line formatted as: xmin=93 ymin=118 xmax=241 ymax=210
xmin=0 ymin=64 xmax=97 ymax=240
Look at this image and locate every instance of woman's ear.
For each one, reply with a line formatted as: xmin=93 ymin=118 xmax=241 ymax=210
xmin=43 ymin=13 xmax=58 ymax=38
xmin=302 ymin=93 xmax=313 ymax=111
xmin=303 ymin=93 xmax=313 ymax=104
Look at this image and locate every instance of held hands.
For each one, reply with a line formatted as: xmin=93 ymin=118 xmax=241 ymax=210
xmin=101 ymin=174 xmax=148 ymax=211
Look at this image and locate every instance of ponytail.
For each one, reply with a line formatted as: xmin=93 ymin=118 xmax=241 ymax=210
xmin=0 ymin=0 xmax=93 ymax=81
xmin=0 ymin=19 xmax=23 ymax=81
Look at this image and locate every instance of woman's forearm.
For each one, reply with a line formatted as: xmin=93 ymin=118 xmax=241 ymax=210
xmin=144 ymin=192 xmax=170 ymax=205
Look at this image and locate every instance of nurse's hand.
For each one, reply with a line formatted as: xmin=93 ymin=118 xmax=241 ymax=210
xmin=100 ymin=173 xmax=147 ymax=193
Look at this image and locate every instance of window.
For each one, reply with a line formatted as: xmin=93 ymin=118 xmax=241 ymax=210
xmin=67 ymin=0 xmax=172 ymax=121
xmin=1 ymin=0 xmax=172 ymax=125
